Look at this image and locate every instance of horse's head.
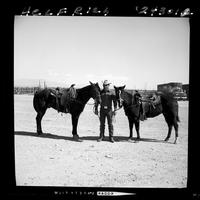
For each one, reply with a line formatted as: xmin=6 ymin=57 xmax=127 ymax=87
xmin=89 ymin=81 xmax=101 ymax=104
xmin=114 ymin=85 xmax=126 ymax=108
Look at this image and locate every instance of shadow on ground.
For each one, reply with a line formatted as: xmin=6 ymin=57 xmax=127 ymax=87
xmin=14 ymin=131 xmax=172 ymax=144
xmin=15 ymin=131 xmax=79 ymax=142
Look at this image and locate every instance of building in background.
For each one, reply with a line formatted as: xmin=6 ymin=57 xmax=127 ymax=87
xmin=157 ymin=82 xmax=188 ymax=100
xmin=157 ymin=82 xmax=182 ymax=92
xmin=182 ymin=84 xmax=189 ymax=100
xmin=14 ymin=80 xmax=47 ymax=95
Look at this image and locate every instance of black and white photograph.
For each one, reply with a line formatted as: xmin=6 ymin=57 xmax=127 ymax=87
xmin=14 ymin=16 xmax=189 ymax=188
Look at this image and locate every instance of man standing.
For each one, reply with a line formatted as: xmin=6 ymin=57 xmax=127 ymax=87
xmin=94 ymin=80 xmax=117 ymax=143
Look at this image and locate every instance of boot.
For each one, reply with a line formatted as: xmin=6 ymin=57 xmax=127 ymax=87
xmin=97 ymin=134 xmax=105 ymax=142
xmin=108 ymin=125 xmax=114 ymax=143
xmin=98 ymin=125 xmax=105 ymax=142
xmin=109 ymin=136 xmax=115 ymax=143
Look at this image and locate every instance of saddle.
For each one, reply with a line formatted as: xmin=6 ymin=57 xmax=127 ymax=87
xmin=50 ymin=87 xmax=77 ymax=112
xmin=60 ymin=87 xmax=77 ymax=106
xmin=149 ymin=94 xmax=161 ymax=107
xmin=145 ymin=100 xmax=162 ymax=118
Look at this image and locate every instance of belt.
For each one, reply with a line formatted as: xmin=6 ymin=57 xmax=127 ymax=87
xmin=101 ymin=106 xmax=111 ymax=109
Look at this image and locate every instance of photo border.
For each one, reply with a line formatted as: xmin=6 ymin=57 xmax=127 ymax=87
xmin=7 ymin=1 xmax=200 ymax=199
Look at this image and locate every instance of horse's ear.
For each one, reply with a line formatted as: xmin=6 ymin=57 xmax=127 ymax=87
xmin=114 ymin=85 xmax=117 ymax=89
xmin=89 ymin=81 xmax=94 ymax=85
xmin=122 ymin=85 xmax=126 ymax=89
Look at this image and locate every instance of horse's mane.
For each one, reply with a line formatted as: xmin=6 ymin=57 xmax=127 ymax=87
xmin=76 ymin=85 xmax=92 ymax=94
xmin=122 ymin=90 xmax=136 ymax=105
xmin=60 ymin=85 xmax=91 ymax=93
xmin=124 ymin=90 xmax=133 ymax=98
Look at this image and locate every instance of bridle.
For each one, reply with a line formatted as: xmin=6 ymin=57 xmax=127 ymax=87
xmin=92 ymin=87 xmax=101 ymax=105
xmin=90 ymin=85 xmax=101 ymax=106
xmin=117 ymin=89 xmax=124 ymax=108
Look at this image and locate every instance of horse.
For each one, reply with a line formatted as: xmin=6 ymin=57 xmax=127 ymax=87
xmin=114 ymin=85 xmax=180 ymax=144
xmin=33 ymin=82 xmax=101 ymax=141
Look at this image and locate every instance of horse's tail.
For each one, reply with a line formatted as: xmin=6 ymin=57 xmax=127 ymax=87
xmin=33 ymin=91 xmax=46 ymax=113
xmin=33 ymin=91 xmax=40 ymax=112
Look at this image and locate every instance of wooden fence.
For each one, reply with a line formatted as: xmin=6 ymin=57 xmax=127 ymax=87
xmin=14 ymin=87 xmax=41 ymax=95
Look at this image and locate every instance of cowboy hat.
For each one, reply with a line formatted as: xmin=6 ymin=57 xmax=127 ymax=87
xmin=102 ymin=80 xmax=111 ymax=86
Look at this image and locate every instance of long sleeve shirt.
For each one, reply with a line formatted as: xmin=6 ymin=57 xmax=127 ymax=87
xmin=95 ymin=89 xmax=117 ymax=111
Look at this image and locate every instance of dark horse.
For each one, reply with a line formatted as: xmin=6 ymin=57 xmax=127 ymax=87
xmin=33 ymin=82 xmax=101 ymax=141
xmin=114 ymin=86 xmax=180 ymax=144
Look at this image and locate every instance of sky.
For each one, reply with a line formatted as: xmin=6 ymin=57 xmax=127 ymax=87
xmin=14 ymin=16 xmax=189 ymax=89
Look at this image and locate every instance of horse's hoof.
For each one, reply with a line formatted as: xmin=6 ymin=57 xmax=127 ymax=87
xmin=128 ymin=137 xmax=133 ymax=142
xmin=37 ymin=131 xmax=42 ymax=135
xmin=164 ymin=137 xmax=169 ymax=142
xmin=174 ymin=138 xmax=177 ymax=144
xmin=73 ymin=135 xmax=83 ymax=142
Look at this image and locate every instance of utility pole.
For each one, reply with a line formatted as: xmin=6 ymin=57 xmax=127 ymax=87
xmin=44 ymin=81 xmax=47 ymax=88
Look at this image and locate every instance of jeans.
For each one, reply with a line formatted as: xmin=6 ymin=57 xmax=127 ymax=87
xmin=99 ymin=108 xmax=114 ymax=138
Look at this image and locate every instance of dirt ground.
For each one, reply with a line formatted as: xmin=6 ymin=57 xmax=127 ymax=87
xmin=14 ymin=94 xmax=188 ymax=187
